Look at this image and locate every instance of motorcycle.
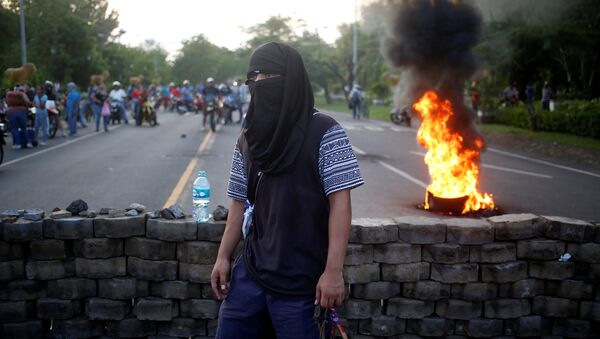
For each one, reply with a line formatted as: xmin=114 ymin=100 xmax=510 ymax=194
xmin=46 ymin=100 xmax=61 ymax=138
xmin=205 ymin=98 xmax=217 ymax=132
xmin=136 ymin=98 xmax=158 ymax=127
xmin=390 ymin=105 xmax=412 ymax=127
xmin=110 ymin=102 xmax=121 ymax=125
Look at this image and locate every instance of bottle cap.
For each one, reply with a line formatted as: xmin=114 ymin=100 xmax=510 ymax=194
xmin=199 ymin=170 xmax=206 ymax=177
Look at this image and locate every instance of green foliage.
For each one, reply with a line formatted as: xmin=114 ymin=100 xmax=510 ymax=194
xmin=493 ymin=100 xmax=600 ymax=138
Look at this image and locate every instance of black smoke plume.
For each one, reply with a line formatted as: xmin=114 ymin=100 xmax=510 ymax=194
xmin=383 ymin=0 xmax=483 ymax=148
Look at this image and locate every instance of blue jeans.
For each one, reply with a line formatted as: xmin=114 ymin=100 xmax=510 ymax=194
xmin=66 ymin=109 xmax=77 ymax=136
xmin=216 ymin=257 xmax=322 ymax=339
xmin=92 ymin=104 xmax=109 ymax=131
xmin=352 ymin=103 xmax=360 ymax=119
xmin=34 ymin=109 xmax=49 ymax=143
xmin=116 ymin=102 xmax=128 ymax=123
xmin=7 ymin=110 xmax=30 ymax=146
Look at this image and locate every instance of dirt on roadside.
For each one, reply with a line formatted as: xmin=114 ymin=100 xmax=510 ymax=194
xmin=481 ymin=131 xmax=600 ymax=171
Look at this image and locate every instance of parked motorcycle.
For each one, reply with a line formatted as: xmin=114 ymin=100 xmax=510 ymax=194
xmin=390 ymin=105 xmax=412 ymax=127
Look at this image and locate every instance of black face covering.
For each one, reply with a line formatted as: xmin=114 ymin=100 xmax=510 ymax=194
xmin=243 ymin=42 xmax=315 ymax=182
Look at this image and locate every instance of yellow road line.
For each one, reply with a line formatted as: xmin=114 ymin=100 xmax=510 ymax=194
xmin=163 ymin=130 xmax=214 ymax=208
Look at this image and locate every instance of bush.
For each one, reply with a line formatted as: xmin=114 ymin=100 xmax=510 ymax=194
xmin=492 ymin=100 xmax=600 ymax=139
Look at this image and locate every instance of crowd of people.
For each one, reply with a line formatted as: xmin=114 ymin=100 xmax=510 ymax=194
xmin=0 ymin=77 xmax=250 ymax=150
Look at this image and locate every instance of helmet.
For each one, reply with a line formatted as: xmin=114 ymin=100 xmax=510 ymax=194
xmin=183 ymin=80 xmax=190 ymax=85
xmin=112 ymin=81 xmax=121 ymax=87
xmin=206 ymin=77 xmax=214 ymax=83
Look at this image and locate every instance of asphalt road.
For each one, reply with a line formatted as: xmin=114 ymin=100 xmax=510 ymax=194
xmin=1 ymin=108 xmax=599 ymax=221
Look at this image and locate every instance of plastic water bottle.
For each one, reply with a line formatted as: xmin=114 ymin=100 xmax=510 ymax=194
xmin=192 ymin=170 xmax=211 ymax=222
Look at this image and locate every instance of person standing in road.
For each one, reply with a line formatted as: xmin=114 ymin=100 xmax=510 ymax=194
xmin=33 ymin=85 xmax=49 ymax=145
xmin=542 ymin=81 xmax=553 ymax=111
xmin=5 ymin=86 xmax=32 ymax=149
xmin=348 ymin=84 xmax=363 ymax=119
xmin=91 ymin=84 xmax=109 ymax=132
xmin=65 ymin=82 xmax=81 ymax=136
xmin=211 ymin=42 xmax=364 ymax=339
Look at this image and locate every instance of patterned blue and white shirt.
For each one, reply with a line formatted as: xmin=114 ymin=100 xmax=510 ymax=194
xmin=227 ymin=123 xmax=364 ymax=201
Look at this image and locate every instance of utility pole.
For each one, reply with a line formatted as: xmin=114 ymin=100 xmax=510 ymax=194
xmin=19 ymin=0 xmax=27 ymax=65
xmin=352 ymin=0 xmax=358 ymax=88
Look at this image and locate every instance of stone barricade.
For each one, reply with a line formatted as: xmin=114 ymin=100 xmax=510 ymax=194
xmin=0 ymin=212 xmax=599 ymax=338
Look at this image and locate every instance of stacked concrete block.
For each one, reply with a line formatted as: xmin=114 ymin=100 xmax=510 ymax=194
xmin=0 ymin=211 xmax=599 ymax=338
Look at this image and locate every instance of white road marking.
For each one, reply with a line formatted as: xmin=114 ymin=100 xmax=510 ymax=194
xmin=378 ymin=160 xmax=428 ymax=189
xmin=409 ymin=151 xmax=553 ymax=179
xmin=489 ymin=147 xmax=600 ymax=179
xmin=1 ymin=125 xmax=123 ymax=168
xmin=352 ymin=146 xmax=367 ymax=156
xmin=364 ymin=126 xmax=384 ymax=132
xmin=391 ymin=126 xmax=415 ymax=132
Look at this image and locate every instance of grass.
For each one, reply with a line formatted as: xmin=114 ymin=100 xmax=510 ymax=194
xmin=314 ymin=94 xmax=392 ymax=121
xmin=478 ymin=124 xmax=600 ymax=151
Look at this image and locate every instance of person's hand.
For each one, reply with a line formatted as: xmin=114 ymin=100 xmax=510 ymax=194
xmin=211 ymin=257 xmax=231 ymax=300
xmin=315 ymin=269 xmax=345 ymax=308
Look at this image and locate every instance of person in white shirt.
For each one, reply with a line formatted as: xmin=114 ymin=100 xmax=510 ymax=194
xmin=108 ymin=81 xmax=128 ymax=124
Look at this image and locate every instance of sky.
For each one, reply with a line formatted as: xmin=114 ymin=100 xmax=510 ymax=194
xmin=108 ymin=0 xmax=361 ymax=58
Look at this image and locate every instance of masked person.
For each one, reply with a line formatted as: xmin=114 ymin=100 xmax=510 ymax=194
xmin=211 ymin=42 xmax=364 ymax=339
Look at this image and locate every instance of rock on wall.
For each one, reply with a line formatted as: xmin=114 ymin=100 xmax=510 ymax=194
xmin=0 ymin=212 xmax=599 ymax=338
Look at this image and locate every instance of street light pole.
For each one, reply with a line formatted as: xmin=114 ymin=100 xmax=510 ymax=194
xmin=352 ymin=0 xmax=358 ymax=88
xmin=19 ymin=0 xmax=27 ymax=65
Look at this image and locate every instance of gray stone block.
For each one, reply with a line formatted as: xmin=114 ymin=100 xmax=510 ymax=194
xmin=387 ymin=297 xmax=434 ymax=319
xmin=134 ymin=297 xmax=177 ymax=321
xmin=435 ymin=299 xmax=482 ymax=320
xmin=381 ymin=262 xmax=429 ymax=282
xmin=43 ymin=217 xmax=94 ymax=239
xmin=446 ymin=218 xmax=493 ymax=245
xmin=0 ymin=241 xmax=25 ymax=260
xmin=127 ymin=257 xmax=177 ymax=281
xmin=529 ymin=261 xmax=574 ymax=280
xmin=580 ymin=301 xmax=600 ymax=321
xmin=0 ymin=260 xmax=24 ymax=282
xmin=52 ymin=317 xmax=105 ymax=338
xmin=94 ymin=215 xmax=146 ymax=238
xmin=343 ymin=263 xmax=380 ymax=284
xmin=0 ymin=280 xmax=46 ymax=300
xmin=179 ymin=263 xmax=213 ymax=283
xmin=147 ymin=218 xmax=196 ymax=241
xmin=451 ymin=283 xmax=497 ymax=301
xmin=498 ymin=279 xmax=544 ymax=298
xmin=406 ymin=317 xmax=454 ymax=336
xmin=177 ymin=241 xmax=219 ymax=264
xmin=359 ymin=315 xmax=405 ymax=336
xmin=26 ymin=259 xmax=75 ymax=280
xmin=0 ymin=320 xmax=44 ymax=338
xmin=568 ymin=242 xmax=600 ymax=263
xmin=201 ymin=284 xmax=217 ymax=300
xmin=47 ymin=278 xmax=97 ymax=299
xmin=197 ymin=221 xmax=225 ymax=242
xmin=338 ymin=299 xmax=381 ymax=319
xmin=505 ymin=315 xmax=551 ymax=337
xmin=344 ymin=244 xmax=374 ymax=265
xmin=517 ymin=239 xmax=565 ymax=260
xmin=423 ymin=244 xmax=469 ymax=263
xmin=430 ymin=263 xmax=478 ymax=283
xmin=395 ymin=216 xmax=446 ymax=244
xmin=374 ymin=243 xmax=421 ymax=264
xmin=456 ymin=318 xmax=503 ymax=337
xmin=469 ymin=242 xmax=516 ymax=263
xmin=106 ymin=317 xmax=157 ymax=337
xmin=403 ymin=281 xmax=450 ymax=301
xmin=350 ymin=218 xmax=398 ymax=244
xmin=0 ymin=300 xmax=32 ymax=322
xmin=484 ymin=298 xmax=530 ymax=319
xmin=552 ymin=318 xmax=591 ymax=338
xmin=481 ymin=261 xmax=527 ymax=283
xmin=158 ymin=317 xmax=207 ymax=337
xmin=532 ymin=296 xmax=579 ymax=318
xmin=37 ymin=298 xmax=83 ymax=319
xmin=73 ymin=238 xmax=123 ymax=258
xmin=30 ymin=239 xmax=67 ymax=260
xmin=489 ymin=213 xmax=542 ymax=240
xmin=75 ymin=257 xmax=126 ymax=279
xmin=180 ymin=299 xmax=220 ymax=319
xmin=546 ymin=279 xmax=594 ymax=299
xmin=98 ymin=277 xmax=137 ymax=299
xmin=543 ymin=215 xmax=595 ymax=242
xmin=86 ymin=297 xmax=130 ymax=320
xmin=2 ymin=219 xmax=43 ymax=241
xmin=353 ymin=282 xmax=401 ymax=300
xmin=125 ymin=237 xmax=176 ymax=260
xmin=150 ymin=281 xmax=203 ymax=299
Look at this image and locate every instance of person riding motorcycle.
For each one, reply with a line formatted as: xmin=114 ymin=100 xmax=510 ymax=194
xmin=181 ymin=80 xmax=194 ymax=112
xmin=201 ymin=77 xmax=220 ymax=131
xmin=108 ymin=81 xmax=129 ymax=124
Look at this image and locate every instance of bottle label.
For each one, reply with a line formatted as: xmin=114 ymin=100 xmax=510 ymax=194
xmin=193 ymin=187 xmax=211 ymax=200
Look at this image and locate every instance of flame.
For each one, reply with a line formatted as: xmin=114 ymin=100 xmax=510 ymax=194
xmin=413 ymin=90 xmax=494 ymax=214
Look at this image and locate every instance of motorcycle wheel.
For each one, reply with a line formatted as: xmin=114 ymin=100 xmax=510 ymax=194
xmin=49 ymin=115 xmax=59 ymax=139
xmin=390 ymin=113 xmax=401 ymax=125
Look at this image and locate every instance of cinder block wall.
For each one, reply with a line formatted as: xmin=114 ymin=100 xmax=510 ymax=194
xmin=0 ymin=213 xmax=599 ymax=338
